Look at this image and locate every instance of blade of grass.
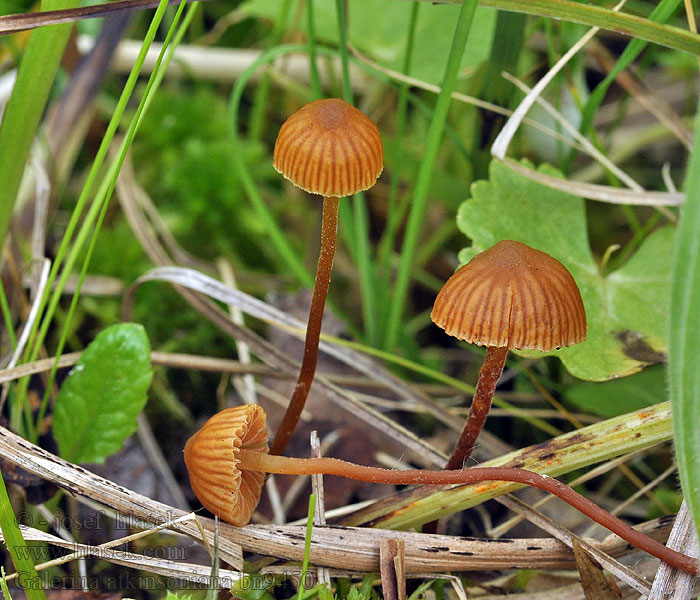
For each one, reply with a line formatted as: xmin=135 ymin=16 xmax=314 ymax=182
xmin=334 ymin=0 xmax=351 ymax=102
xmin=0 ymin=0 xmax=79 ymax=249
xmin=229 ymin=45 xmax=314 ymax=288
xmin=295 ymin=493 xmax=316 ymax=600
xmin=34 ymin=0 xmax=192 ymax=435
xmin=0 ymin=567 xmax=11 ymax=600
xmin=377 ymin=0 xmax=419 ymax=283
xmin=306 ymin=0 xmax=321 ymax=100
xmin=334 ymin=0 xmax=378 ymax=344
xmin=10 ymin=0 xmax=179 ymax=435
xmin=0 ymin=474 xmax=46 ymax=600
xmin=384 ymin=0 xmax=480 ymax=352
xmin=482 ymin=10 xmax=526 ymax=106
xmin=669 ymin=96 xmax=700 ymax=534
xmin=248 ymin=0 xmax=292 ymax=142
xmin=0 ymin=281 xmax=17 ymax=351
xmin=6 ymin=0 xmax=700 ymax=57
xmin=205 ymin=519 xmax=220 ymax=600
xmin=578 ymin=0 xmax=682 ymax=139
xmin=442 ymin=0 xmax=700 ymax=56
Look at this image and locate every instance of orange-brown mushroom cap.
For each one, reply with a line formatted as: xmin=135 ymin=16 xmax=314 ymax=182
xmin=184 ymin=405 xmax=268 ymax=526
xmin=431 ymin=240 xmax=587 ymax=351
xmin=273 ymin=98 xmax=383 ymax=198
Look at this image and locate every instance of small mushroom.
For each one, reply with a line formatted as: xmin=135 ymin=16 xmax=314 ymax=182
xmin=271 ymin=98 xmax=383 ymax=455
xmin=184 ymin=404 xmax=268 ymax=526
xmin=183 ymin=405 xmax=696 ymax=574
xmin=431 ymin=240 xmax=587 ymax=470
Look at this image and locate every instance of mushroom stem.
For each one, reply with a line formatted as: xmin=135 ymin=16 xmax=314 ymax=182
xmin=270 ymin=196 xmax=340 ymax=456
xmin=236 ymin=449 xmax=698 ymax=575
xmin=445 ymin=345 xmax=508 ymax=470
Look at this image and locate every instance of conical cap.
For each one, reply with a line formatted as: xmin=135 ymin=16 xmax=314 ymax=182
xmin=184 ymin=405 xmax=268 ymax=526
xmin=431 ymin=240 xmax=587 ymax=351
xmin=273 ymin=98 xmax=383 ymax=198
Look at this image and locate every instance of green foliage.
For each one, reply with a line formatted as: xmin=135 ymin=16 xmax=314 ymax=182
xmin=164 ymin=592 xmax=199 ymax=600
xmin=53 ymin=323 xmax=153 ymax=464
xmin=241 ymin=0 xmax=495 ymax=85
xmin=0 ymin=568 xmax=11 ymax=600
xmin=133 ymin=87 xmax=278 ymax=267
xmin=348 ymin=575 xmax=377 ymax=600
xmin=646 ymin=488 xmax=683 ymax=520
xmin=0 ymin=0 xmax=79 ymax=250
xmin=457 ymin=159 xmax=673 ymax=381
xmin=565 ymin=366 xmax=665 ymax=417
xmin=231 ymin=573 xmax=277 ymax=600
xmin=0 ymin=0 xmax=34 ymax=15
xmin=0 ymin=478 xmax=45 ymax=600
xmin=670 ymin=95 xmax=700 ymax=541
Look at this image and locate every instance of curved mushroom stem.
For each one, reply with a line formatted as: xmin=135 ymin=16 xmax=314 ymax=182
xmin=237 ymin=450 xmax=698 ymax=575
xmin=270 ymin=196 xmax=340 ymax=456
xmin=445 ymin=345 xmax=508 ymax=470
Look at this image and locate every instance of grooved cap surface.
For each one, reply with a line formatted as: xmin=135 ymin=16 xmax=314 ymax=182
xmin=431 ymin=240 xmax=587 ymax=351
xmin=273 ymin=98 xmax=383 ymax=197
xmin=184 ymin=405 xmax=268 ymax=526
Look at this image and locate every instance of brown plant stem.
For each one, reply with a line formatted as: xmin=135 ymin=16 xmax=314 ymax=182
xmin=445 ymin=345 xmax=508 ymax=470
xmin=270 ymin=196 xmax=340 ymax=456
xmin=237 ymin=449 xmax=698 ymax=575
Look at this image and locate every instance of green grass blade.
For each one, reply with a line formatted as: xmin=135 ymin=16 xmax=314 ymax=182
xmin=34 ymin=1 xmax=193 ymax=434
xmin=205 ymin=519 xmax=220 ymax=600
xmin=248 ymin=0 xmax=292 ymax=142
xmin=0 ymin=280 xmax=17 ymax=351
xmin=0 ymin=0 xmax=79 ymax=249
xmin=669 ymin=97 xmax=700 ymax=532
xmin=333 ymin=0 xmax=378 ymax=344
xmin=578 ymin=0 xmax=681 ymax=138
xmin=384 ymin=0 xmax=480 ymax=352
xmin=306 ymin=0 xmax=322 ymax=100
xmin=334 ymin=0 xmax=352 ymax=103
xmin=229 ymin=45 xmax=314 ymax=287
xmin=295 ymin=493 xmax=316 ymax=600
xmin=482 ymin=10 xmax=526 ymax=105
xmin=0 ymin=567 xmax=11 ymax=600
xmin=449 ymin=0 xmax=700 ymax=56
xmin=0 ymin=475 xmax=46 ymax=600
xmin=11 ymin=0 xmax=178 ymax=434
xmin=378 ymin=0 xmax=419 ymax=284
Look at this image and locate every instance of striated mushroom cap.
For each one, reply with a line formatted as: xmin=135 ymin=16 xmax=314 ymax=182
xmin=273 ymin=98 xmax=383 ymax=198
xmin=184 ymin=405 xmax=268 ymax=526
xmin=431 ymin=240 xmax=587 ymax=351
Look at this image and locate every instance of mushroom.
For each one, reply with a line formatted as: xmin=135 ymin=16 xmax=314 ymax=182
xmin=271 ymin=98 xmax=383 ymax=455
xmin=431 ymin=240 xmax=587 ymax=470
xmin=184 ymin=405 xmax=697 ymax=574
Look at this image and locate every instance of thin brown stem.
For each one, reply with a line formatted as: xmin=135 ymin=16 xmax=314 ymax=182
xmin=270 ymin=196 xmax=340 ymax=456
xmin=237 ymin=450 xmax=698 ymax=575
xmin=445 ymin=345 xmax=508 ymax=470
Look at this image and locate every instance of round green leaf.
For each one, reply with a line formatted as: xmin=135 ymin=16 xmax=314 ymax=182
xmin=53 ymin=323 xmax=153 ymax=464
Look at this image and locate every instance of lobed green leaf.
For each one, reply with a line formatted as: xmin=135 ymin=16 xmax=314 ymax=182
xmin=457 ymin=159 xmax=673 ymax=381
